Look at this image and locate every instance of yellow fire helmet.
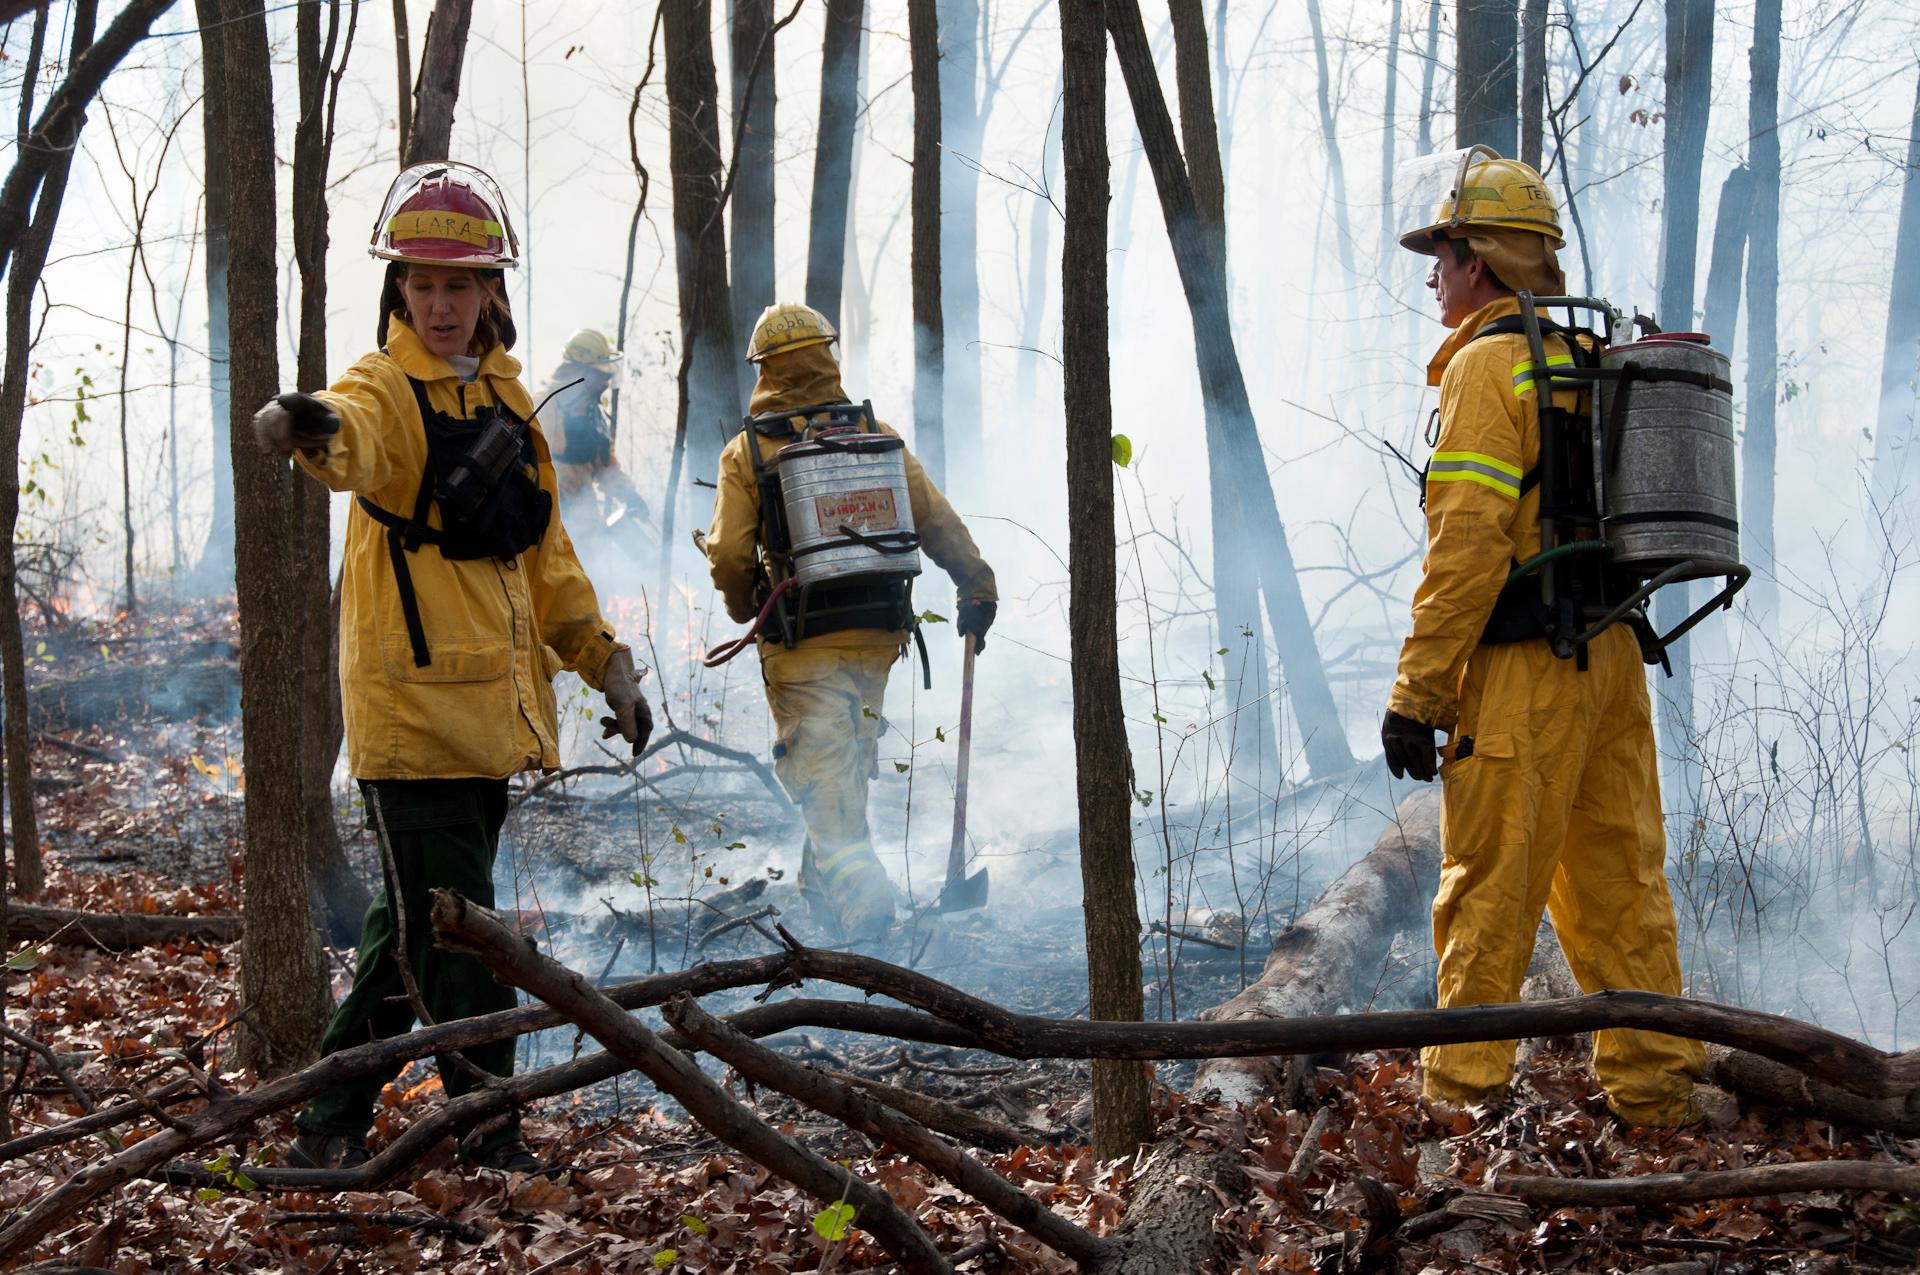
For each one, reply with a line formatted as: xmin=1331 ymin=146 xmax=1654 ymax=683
xmin=1398 ymin=145 xmax=1563 ymax=254
xmin=746 ymin=302 xmax=837 ymax=364
xmin=563 ymin=328 xmax=620 ymax=367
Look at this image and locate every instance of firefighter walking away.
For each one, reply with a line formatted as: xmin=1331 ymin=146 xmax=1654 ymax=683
xmin=1384 ymin=150 xmax=1706 ymax=1127
xmin=704 ymin=303 xmax=996 ymax=944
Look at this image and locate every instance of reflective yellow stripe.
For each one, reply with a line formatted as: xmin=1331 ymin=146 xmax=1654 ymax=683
xmin=1510 ymin=353 xmax=1575 ymax=396
xmin=1429 ymin=450 xmax=1522 ymax=499
xmin=813 ymin=843 xmax=882 ymax=885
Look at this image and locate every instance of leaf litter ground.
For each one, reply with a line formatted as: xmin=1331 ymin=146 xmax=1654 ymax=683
xmin=7 ymin=608 xmax=1920 ymax=1271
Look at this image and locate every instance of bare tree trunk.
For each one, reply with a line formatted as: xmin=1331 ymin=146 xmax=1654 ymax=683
xmin=404 ymin=0 xmax=473 ymax=165
xmin=1379 ymin=0 xmax=1402 ymax=264
xmin=1169 ymin=0 xmax=1283 ymax=798
xmin=1455 ymin=0 xmax=1517 ymax=154
xmin=209 ymin=0 xmax=330 ymax=1074
xmin=908 ymin=0 xmax=945 ymax=484
xmin=804 ymin=0 xmax=862 ymax=325
xmin=1303 ymin=0 xmax=1355 ymax=286
xmin=1106 ymin=0 xmax=1357 ymax=779
xmin=664 ymin=0 xmax=739 ymax=493
xmin=1 ymin=0 xmax=115 ymax=902
xmin=1701 ymin=167 xmax=1750 ymax=350
xmin=192 ymin=0 xmax=234 ymax=591
xmin=1061 ymin=0 xmax=1150 ymax=1161
xmin=1011 ymin=72 xmax=1059 ymax=415
xmin=1654 ymin=0 xmax=1713 ymax=837
xmin=939 ymin=0 xmax=981 ymax=495
xmin=294 ymin=0 xmax=368 ymax=947
xmin=729 ymin=0 xmax=775 ymax=403
xmin=1870 ymin=68 xmax=1920 ymax=510
xmin=389 ymin=0 xmax=410 ymax=149
xmin=1519 ymin=0 xmax=1546 ymax=167
xmin=1416 ymin=0 xmax=1441 ymax=154
xmin=1744 ymin=0 xmax=1780 ymax=623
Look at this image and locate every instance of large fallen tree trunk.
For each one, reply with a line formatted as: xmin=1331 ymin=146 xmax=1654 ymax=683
xmin=1194 ymin=791 xmax=1442 ymax=1105
xmin=1709 ymin=1044 xmax=1920 ymax=1137
xmin=7 ymin=903 xmax=241 ymax=949
xmin=1499 ymin=1158 xmax=1920 ymax=1207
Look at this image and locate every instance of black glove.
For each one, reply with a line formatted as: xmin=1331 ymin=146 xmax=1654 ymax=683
xmin=956 ymin=599 xmax=997 ymax=654
xmin=251 ymin=392 xmax=340 ymax=455
xmin=1381 ymin=709 xmax=1439 ymax=783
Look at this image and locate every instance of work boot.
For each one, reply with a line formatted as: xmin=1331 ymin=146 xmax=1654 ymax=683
xmin=464 ymin=1136 xmax=550 ymax=1176
xmin=287 ymin=1131 xmax=372 ymax=1171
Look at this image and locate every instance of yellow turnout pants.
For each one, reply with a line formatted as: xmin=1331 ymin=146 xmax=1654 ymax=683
xmin=1425 ymin=624 xmax=1704 ymax=1125
xmin=761 ymin=639 xmax=901 ymax=940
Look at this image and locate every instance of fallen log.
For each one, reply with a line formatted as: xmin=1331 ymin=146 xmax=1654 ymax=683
xmin=1708 ymin=1044 xmax=1920 ymax=1137
xmin=1089 ymin=1142 xmax=1241 ymax=1274
xmin=430 ymin=889 xmax=950 ymax=1273
xmin=1191 ymin=789 xmax=1443 ymax=1106
xmin=7 ymin=904 xmax=242 ymax=950
xmin=1498 ymin=1158 xmax=1920 ymax=1207
xmin=30 ymin=657 xmax=238 ymax=730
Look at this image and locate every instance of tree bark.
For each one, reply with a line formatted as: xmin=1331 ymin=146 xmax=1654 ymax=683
xmin=191 ymin=0 xmax=234 ymax=590
xmin=2 ymin=0 xmax=142 ymax=900
xmin=938 ymin=0 xmax=981 ymax=496
xmin=1455 ymin=0 xmax=1518 ymax=154
xmin=6 ymin=902 xmax=242 ymax=949
xmin=1105 ymin=0 xmax=1356 ymax=778
xmin=1168 ymin=0 xmax=1283 ymax=797
xmin=1061 ymin=0 xmax=1151 ymax=1161
xmin=728 ymin=0 xmax=776 ymax=401
xmin=404 ymin=0 xmax=473 ymax=165
xmin=1708 ymin=1045 xmax=1920 ymax=1137
xmin=664 ymin=0 xmax=739 ymax=494
xmin=389 ymin=0 xmax=411 ymax=149
xmin=804 ymin=0 xmax=862 ymax=325
xmin=1743 ymin=0 xmax=1780 ymax=623
xmin=1416 ymin=0 xmax=1441 ymax=154
xmin=1871 ymin=68 xmax=1920 ymax=512
xmin=1653 ymin=0 xmax=1713 ymax=835
xmin=1194 ymin=790 xmax=1442 ymax=1106
xmin=1519 ymin=0 xmax=1546 ymax=167
xmin=1091 ymin=1145 xmax=1241 ymax=1274
xmin=908 ymin=0 xmax=945 ymax=485
xmin=1499 ymin=1160 xmax=1920 ymax=1208
xmin=1010 ymin=72 xmax=1059 ymax=414
xmin=294 ymin=0 xmax=368 ymax=947
xmin=1700 ymin=165 xmax=1750 ymax=352
xmin=208 ymin=0 xmax=330 ymax=1075
xmin=1303 ymin=0 xmax=1355 ymax=286
xmin=1379 ymin=0 xmax=1402 ymax=265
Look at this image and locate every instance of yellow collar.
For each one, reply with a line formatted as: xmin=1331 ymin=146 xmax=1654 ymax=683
xmin=383 ymin=315 xmax=531 ymax=416
xmin=1426 ymin=296 xmax=1522 ymax=387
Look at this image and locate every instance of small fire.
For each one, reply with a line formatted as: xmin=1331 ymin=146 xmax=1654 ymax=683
xmin=401 ymin=1074 xmax=444 ymax=1102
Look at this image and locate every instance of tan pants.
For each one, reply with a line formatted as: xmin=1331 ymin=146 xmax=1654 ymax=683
xmin=761 ymin=639 xmax=901 ymax=939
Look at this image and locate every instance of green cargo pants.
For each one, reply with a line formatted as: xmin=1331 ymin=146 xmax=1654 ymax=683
xmin=295 ymin=778 xmax=519 ymax=1155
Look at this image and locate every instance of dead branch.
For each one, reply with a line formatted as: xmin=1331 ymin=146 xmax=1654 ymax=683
xmin=428 ymin=889 xmax=950 ymax=1273
xmin=819 ymin=1069 xmax=1030 ymax=1152
xmin=271 ymin=1209 xmax=487 ymax=1244
xmin=1497 ymin=1159 xmax=1920 ymax=1206
xmin=0 ymin=1025 xmax=94 ymax=1114
xmin=1708 ymin=1044 xmax=1920 ymax=1137
xmin=666 ymin=995 xmax=1113 ymax=1264
xmin=6 ymin=903 xmax=241 ymax=950
xmin=30 ymin=731 xmax=122 ymax=764
xmin=697 ymin=905 xmax=780 ymax=949
xmin=0 ymin=1078 xmax=198 ymax=1163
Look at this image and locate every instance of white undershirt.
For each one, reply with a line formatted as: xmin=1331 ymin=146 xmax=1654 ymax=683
xmin=447 ymin=355 xmax=480 ymax=383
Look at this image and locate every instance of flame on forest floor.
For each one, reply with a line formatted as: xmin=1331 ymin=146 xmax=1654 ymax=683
xmin=401 ymin=1074 xmax=444 ymax=1102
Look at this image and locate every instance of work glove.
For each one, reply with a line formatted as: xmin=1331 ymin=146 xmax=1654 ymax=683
xmin=1381 ymin=709 xmax=1439 ymax=783
xmin=599 ymin=648 xmax=654 ymax=756
xmin=251 ymin=392 xmax=340 ymax=455
xmin=956 ymin=599 xmax=997 ymax=654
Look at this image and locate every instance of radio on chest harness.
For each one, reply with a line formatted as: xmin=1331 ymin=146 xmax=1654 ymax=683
xmin=355 ymin=375 xmax=556 ymax=668
xmin=1453 ymin=293 xmax=1749 ymax=670
xmin=702 ymin=401 xmax=931 ymax=685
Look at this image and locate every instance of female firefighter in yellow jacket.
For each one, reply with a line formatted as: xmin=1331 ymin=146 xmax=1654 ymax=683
xmin=250 ymin=163 xmax=651 ymax=1173
xmin=705 ymin=304 xmax=996 ymax=942
xmin=1384 ymin=153 xmax=1703 ymax=1126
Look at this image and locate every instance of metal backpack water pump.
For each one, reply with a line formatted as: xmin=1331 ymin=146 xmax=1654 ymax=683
xmin=1491 ymin=292 xmax=1749 ymax=663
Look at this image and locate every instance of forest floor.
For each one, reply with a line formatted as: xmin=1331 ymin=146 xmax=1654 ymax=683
xmin=5 ymin=607 xmax=1920 ymax=1271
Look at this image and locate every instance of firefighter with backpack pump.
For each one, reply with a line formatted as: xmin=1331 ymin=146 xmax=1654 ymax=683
xmin=1385 ymin=150 xmax=1704 ymax=1126
xmin=250 ymin=162 xmax=653 ymax=1174
xmin=704 ymin=303 xmax=996 ymax=943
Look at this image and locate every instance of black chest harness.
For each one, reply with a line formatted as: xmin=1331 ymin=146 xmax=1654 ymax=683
xmin=355 ymin=376 xmax=553 ymax=668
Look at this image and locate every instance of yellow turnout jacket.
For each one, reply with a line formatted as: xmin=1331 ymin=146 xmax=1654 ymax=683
xmin=297 ymin=317 xmax=626 ymax=780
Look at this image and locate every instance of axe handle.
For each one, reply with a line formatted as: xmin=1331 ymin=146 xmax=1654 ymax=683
xmin=945 ymin=633 xmax=977 ymax=885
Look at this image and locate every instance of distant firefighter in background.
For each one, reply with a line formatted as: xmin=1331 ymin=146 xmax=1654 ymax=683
xmin=703 ymin=303 xmax=997 ymax=942
xmin=538 ymin=327 xmax=654 ymax=556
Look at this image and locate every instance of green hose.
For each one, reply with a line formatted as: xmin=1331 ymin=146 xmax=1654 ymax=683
xmin=1507 ymin=540 xmax=1613 ymax=584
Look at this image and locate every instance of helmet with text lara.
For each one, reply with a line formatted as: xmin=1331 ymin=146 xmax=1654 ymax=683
xmin=370 ymin=161 xmax=521 ymax=268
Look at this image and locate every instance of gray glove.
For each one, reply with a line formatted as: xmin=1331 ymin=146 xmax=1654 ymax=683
xmin=251 ymin=392 xmax=339 ymax=455
xmin=598 ymin=648 xmax=655 ymax=756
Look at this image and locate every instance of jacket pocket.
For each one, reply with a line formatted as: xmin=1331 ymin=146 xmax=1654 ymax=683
xmin=381 ymin=635 xmax=512 ymax=684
